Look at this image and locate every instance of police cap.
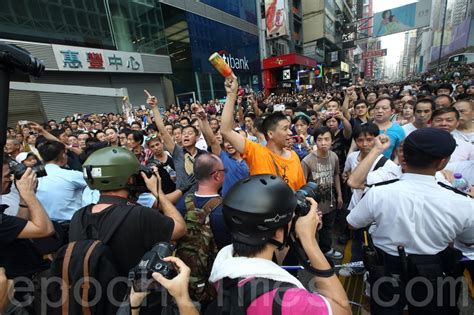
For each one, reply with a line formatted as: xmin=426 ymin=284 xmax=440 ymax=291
xmin=404 ymin=128 xmax=456 ymax=158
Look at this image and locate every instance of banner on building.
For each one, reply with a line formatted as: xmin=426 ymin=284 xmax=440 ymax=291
xmin=362 ymin=49 xmax=387 ymax=59
xmin=372 ymin=0 xmax=432 ymax=37
xmin=265 ymin=0 xmax=289 ymax=39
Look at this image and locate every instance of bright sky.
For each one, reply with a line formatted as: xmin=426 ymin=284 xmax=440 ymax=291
xmin=372 ymin=0 xmax=418 ymax=75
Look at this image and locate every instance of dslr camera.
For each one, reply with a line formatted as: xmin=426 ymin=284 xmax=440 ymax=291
xmin=9 ymin=161 xmax=47 ymax=180
xmin=294 ymin=182 xmax=320 ymax=217
xmin=129 ymin=242 xmax=177 ymax=292
xmin=132 ymin=160 xmax=160 ymax=194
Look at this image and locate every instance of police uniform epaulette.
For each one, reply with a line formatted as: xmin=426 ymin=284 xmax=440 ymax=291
xmin=365 ymin=179 xmax=399 ymax=188
xmin=437 ymin=182 xmax=473 ymax=198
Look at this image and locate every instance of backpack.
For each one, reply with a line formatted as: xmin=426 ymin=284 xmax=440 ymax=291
xmin=175 ymin=194 xmax=222 ymax=303
xmin=45 ymin=204 xmax=133 ymax=315
xmin=204 ymin=277 xmax=296 ymax=315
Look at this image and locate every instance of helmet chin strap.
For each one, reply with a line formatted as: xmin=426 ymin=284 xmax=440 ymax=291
xmin=268 ymin=225 xmax=289 ymax=250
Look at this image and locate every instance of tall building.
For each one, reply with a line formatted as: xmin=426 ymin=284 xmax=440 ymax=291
xmin=450 ymin=0 xmax=470 ymax=27
xmin=260 ymin=0 xmax=318 ymax=94
xmin=1 ymin=0 xmax=262 ymax=123
xmin=427 ymin=0 xmax=473 ymax=70
xmin=300 ymin=0 xmax=357 ymax=87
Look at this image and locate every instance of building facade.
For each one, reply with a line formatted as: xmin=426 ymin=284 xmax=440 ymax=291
xmin=1 ymin=0 xmax=174 ymax=124
xmin=2 ymin=0 xmax=262 ymax=123
xmin=159 ymin=0 xmax=261 ymax=105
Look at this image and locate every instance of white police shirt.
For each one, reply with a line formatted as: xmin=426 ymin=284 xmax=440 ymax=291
xmin=347 ymin=173 xmax=474 ymax=256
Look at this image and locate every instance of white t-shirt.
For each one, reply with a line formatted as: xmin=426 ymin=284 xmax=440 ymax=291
xmin=452 ymin=129 xmax=474 ymax=145
xmin=450 ymin=135 xmax=474 ymax=162
xmin=402 ymin=122 xmax=417 ymax=138
xmin=195 ymin=134 xmax=208 ymax=151
xmin=344 ymin=152 xmax=389 ymax=210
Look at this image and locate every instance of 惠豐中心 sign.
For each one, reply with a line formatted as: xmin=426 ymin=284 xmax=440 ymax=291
xmin=52 ymin=44 xmax=144 ymax=73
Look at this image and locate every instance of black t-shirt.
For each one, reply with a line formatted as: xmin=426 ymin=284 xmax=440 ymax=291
xmin=0 ymin=208 xmax=50 ymax=278
xmin=157 ymin=155 xmax=176 ymax=194
xmin=69 ymin=196 xmax=174 ymax=277
xmin=332 ymin=130 xmax=351 ymax=172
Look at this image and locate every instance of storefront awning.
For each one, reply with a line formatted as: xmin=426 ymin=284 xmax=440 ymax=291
xmin=262 ymin=53 xmax=317 ymax=70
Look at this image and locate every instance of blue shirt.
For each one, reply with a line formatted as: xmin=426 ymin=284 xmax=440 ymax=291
xmin=176 ymin=194 xmax=231 ymax=249
xmin=36 ymin=164 xmax=88 ymax=221
xmin=81 ymin=189 xmax=156 ymax=209
xmin=220 ymin=151 xmax=249 ymax=196
xmin=380 ymin=124 xmax=405 ymax=158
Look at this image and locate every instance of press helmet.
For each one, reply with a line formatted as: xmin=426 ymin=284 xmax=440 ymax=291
xmin=223 ymin=174 xmax=297 ymax=246
xmin=82 ymin=146 xmax=140 ymax=191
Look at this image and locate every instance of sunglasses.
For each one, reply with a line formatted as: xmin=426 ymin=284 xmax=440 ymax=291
xmin=209 ymin=168 xmax=227 ymax=176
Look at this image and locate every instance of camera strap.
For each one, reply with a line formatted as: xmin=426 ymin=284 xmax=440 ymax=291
xmin=287 ymin=218 xmax=335 ymax=278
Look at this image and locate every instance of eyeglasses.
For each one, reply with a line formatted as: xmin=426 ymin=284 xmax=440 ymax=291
xmin=209 ymin=168 xmax=227 ymax=176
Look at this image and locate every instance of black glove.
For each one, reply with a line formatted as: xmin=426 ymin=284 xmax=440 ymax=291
xmin=177 ymin=173 xmax=196 ymax=193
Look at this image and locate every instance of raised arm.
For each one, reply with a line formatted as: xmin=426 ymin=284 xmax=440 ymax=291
xmin=16 ymin=169 xmax=55 ymax=239
xmin=145 ymin=90 xmax=175 ymax=153
xmin=347 ymin=135 xmax=390 ymax=189
xmin=220 ymin=76 xmax=246 ymax=153
xmin=336 ymin=111 xmax=352 ymax=139
xmin=193 ymin=104 xmax=221 ymax=155
xmin=237 ymin=96 xmax=245 ymax=126
xmin=142 ymin=172 xmax=186 ymax=240
xmin=29 ymin=122 xmax=60 ymax=142
xmin=248 ymin=94 xmax=262 ymax=117
xmin=341 ymin=86 xmax=354 ymax=120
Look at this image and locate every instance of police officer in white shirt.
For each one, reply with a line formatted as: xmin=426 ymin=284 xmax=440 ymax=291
xmin=347 ymin=128 xmax=474 ymax=315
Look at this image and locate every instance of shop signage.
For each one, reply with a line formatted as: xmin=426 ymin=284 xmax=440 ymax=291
xmin=362 ymin=49 xmax=387 ymax=59
xmin=52 ymin=44 xmax=144 ymax=73
xmin=221 ymin=53 xmax=250 ymax=71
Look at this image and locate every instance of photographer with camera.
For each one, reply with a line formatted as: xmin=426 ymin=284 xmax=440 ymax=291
xmin=69 ymin=146 xmax=186 ymax=274
xmin=45 ymin=147 xmax=187 ymax=314
xmin=1 ymin=153 xmax=54 ymax=308
xmin=207 ymin=174 xmax=351 ymax=314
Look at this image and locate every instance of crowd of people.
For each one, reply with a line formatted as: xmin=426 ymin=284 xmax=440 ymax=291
xmin=1 ymin=67 xmax=473 ymax=315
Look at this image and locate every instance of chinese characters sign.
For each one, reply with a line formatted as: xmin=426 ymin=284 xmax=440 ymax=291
xmin=52 ymin=45 xmax=144 ymax=73
xmin=362 ymin=49 xmax=387 ymax=59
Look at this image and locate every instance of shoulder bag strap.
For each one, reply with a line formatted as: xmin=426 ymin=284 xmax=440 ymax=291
xmin=82 ymin=240 xmax=101 ymax=315
xmin=201 ymin=196 xmax=223 ymax=216
xmin=271 ymin=286 xmax=294 ymax=315
xmin=184 ymin=193 xmax=196 ymax=214
xmin=269 ymin=155 xmax=281 ymax=177
xmin=373 ymin=156 xmax=388 ymax=171
xmin=240 ymin=278 xmax=296 ymax=313
xmin=62 ymin=242 xmax=77 ymax=315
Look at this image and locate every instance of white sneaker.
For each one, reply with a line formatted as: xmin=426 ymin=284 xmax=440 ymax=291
xmin=324 ymin=248 xmax=343 ymax=259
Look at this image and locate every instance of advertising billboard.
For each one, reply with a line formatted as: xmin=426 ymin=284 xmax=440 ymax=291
xmin=373 ymin=0 xmax=432 ymax=37
xmin=265 ymin=0 xmax=289 ymax=39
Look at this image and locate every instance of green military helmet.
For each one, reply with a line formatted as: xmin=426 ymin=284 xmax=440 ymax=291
xmin=82 ymin=146 xmax=140 ymax=191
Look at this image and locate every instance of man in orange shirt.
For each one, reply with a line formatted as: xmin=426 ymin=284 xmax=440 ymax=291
xmin=220 ymin=76 xmax=306 ymax=191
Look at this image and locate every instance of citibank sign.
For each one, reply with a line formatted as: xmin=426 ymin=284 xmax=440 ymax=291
xmin=221 ymin=53 xmax=250 ymax=71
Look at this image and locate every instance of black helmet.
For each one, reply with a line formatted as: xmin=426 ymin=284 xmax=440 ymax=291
xmin=223 ymin=174 xmax=297 ymax=246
